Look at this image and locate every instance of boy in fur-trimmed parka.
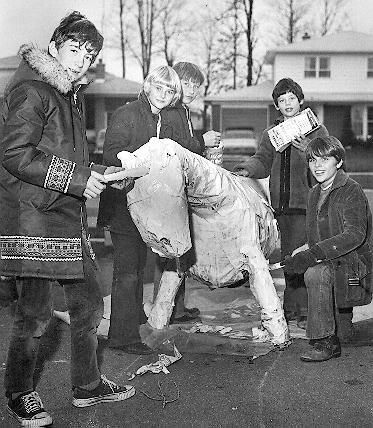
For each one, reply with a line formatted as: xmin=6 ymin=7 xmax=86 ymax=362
xmin=0 ymin=11 xmax=134 ymax=427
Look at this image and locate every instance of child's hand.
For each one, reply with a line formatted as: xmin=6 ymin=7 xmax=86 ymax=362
xmin=234 ymin=168 xmax=249 ymax=177
xmin=291 ymin=134 xmax=310 ymax=151
xmin=83 ymin=171 xmax=106 ymax=199
xmin=203 ymin=130 xmax=221 ymax=147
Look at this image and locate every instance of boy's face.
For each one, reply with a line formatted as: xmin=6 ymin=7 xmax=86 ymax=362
xmin=275 ymin=91 xmax=303 ymax=120
xmin=147 ymin=82 xmax=175 ymax=114
xmin=49 ymin=40 xmax=94 ymax=83
xmin=308 ymin=155 xmax=343 ymax=188
xmin=180 ymin=79 xmax=200 ymax=105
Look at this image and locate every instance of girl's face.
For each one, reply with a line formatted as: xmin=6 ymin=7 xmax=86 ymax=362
xmin=308 ymin=154 xmax=343 ymax=188
xmin=275 ymin=91 xmax=303 ymax=120
xmin=147 ymin=82 xmax=175 ymax=114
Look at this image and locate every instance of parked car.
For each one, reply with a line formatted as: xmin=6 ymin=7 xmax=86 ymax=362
xmin=88 ymin=128 xmax=106 ymax=163
xmin=222 ymin=127 xmax=258 ymax=153
xmin=95 ymin=128 xmax=106 ymax=154
xmin=221 ymin=127 xmax=258 ymax=171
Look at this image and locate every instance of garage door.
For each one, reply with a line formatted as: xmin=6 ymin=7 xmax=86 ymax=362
xmin=221 ymin=107 xmax=267 ymax=139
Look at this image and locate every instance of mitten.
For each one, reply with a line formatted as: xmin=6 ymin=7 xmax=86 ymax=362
xmin=281 ymin=245 xmax=325 ymax=275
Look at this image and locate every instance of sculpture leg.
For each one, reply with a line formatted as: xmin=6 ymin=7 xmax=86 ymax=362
xmin=146 ymin=269 xmax=184 ymax=329
xmin=246 ymin=250 xmax=289 ymax=345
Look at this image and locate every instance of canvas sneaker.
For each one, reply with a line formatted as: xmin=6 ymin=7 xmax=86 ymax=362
xmin=72 ymin=375 xmax=135 ymax=408
xmin=7 ymin=390 xmax=53 ymax=427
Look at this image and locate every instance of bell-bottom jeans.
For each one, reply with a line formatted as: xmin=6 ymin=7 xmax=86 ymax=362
xmin=4 ymin=240 xmax=103 ymax=397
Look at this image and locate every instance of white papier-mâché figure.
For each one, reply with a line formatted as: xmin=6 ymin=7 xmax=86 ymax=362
xmin=115 ymin=138 xmax=289 ymax=345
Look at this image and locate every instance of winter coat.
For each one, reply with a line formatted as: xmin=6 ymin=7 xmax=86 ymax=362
xmin=97 ymin=92 xmax=176 ymax=235
xmin=160 ymin=102 xmax=204 ymax=155
xmin=234 ymin=115 xmax=329 ymax=215
xmin=0 ymin=44 xmax=104 ymax=280
xmin=307 ymin=169 xmax=373 ymax=307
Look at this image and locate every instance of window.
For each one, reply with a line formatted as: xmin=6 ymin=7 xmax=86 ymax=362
xmin=304 ymin=56 xmax=330 ymax=78
xmin=351 ymin=105 xmax=364 ymax=137
xmin=367 ymin=107 xmax=373 ymax=137
xmin=367 ymin=57 xmax=373 ymax=77
xmin=319 ymin=57 xmax=330 ymax=77
xmin=304 ymin=56 xmax=316 ymax=77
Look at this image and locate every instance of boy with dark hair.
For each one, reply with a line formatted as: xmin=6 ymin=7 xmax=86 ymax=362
xmin=234 ymin=77 xmax=329 ymax=329
xmin=0 ymin=11 xmax=134 ymax=427
xmin=164 ymin=61 xmax=221 ymax=154
xmin=282 ymin=136 xmax=372 ymax=361
xmin=154 ymin=61 xmax=221 ymax=323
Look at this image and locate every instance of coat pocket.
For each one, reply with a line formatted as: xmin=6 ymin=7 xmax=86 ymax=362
xmin=349 ymin=251 xmax=372 ymax=292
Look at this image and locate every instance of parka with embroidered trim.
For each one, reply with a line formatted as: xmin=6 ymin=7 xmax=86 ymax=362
xmin=0 ymin=44 xmax=105 ymax=280
xmin=307 ymin=169 xmax=373 ymax=307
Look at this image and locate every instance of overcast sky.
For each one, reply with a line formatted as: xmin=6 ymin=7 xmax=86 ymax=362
xmin=1 ymin=0 xmax=373 ymax=82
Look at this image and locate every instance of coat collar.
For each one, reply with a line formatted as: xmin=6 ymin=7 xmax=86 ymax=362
xmin=327 ymin=168 xmax=348 ymax=190
xmin=7 ymin=44 xmax=75 ymax=95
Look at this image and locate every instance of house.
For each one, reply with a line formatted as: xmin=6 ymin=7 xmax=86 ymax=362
xmin=205 ymin=31 xmax=373 ymax=143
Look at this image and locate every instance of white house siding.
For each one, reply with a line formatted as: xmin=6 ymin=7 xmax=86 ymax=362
xmin=274 ymin=54 xmax=373 ymax=94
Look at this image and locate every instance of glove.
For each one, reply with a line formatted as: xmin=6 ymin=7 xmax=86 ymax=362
xmin=281 ymin=245 xmax=325 ymax=275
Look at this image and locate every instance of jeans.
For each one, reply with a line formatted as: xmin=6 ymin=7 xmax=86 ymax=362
xmin=108 ymin=231 xmax=147 ymax=347
xmin=4 ymin=242 xmax=103 ymax=397
xmin=277 ymin=214 xmax=308 ymax=317
xmin=304 ymin=263 xmax=336 ymax=339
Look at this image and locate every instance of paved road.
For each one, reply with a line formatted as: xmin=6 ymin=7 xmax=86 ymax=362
xmin=1 ymin=292 xmax=373 ymax=427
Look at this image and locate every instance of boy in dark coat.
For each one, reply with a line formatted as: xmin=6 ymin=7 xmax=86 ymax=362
xmin=282 ymin=136 xmax=372 ymax=361
xmin=97 ymin=66 xmax=182 ymax=355
xmin=0 ymin=12 xmax=134 ymax=427
xmin=234 ymin=78 xmax=329 ymax=329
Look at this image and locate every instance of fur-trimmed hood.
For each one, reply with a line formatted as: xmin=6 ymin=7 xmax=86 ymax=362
xmin=5 ymin=44 xmax=74 ymax=96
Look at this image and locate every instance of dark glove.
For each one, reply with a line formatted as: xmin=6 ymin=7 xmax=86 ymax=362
xmin=281 ymin=245 xmax=325 ymax=275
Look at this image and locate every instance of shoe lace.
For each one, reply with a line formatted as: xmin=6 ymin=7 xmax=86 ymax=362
xmin=20 ymin=391 xmax=43 ymax=413
xmin=101 ymin=375 xmax=119 ymax=393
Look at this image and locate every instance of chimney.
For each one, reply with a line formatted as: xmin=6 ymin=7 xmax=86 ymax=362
xmin=302 ymin=32 xmax=311 ymax=40
xmin=95 ymin=58 xmax=105 ymax=82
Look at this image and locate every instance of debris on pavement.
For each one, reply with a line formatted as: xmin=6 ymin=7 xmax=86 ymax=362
xmin=128 ymin=345 xmax=182 ymax=380
xmin=139 ymin=380 xmax=180 ymax=408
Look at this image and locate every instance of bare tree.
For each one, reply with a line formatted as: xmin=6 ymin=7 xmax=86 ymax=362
xmin=317 ymin=0 xmax=350 ymax=35
xmin=269 ymin=0 xmax=312 ymax=44
xmin=157 ymin=0 xmax=186 ymax=66
xmin=119 ymin=0 xmax=126 ymax=77
xmin=237 ymin=0 xmax=254 ymax=86
xmin=136 ymin=0 xmax=156 ymax=78
xmin=192 ymin=8 xmax=223 ymax=129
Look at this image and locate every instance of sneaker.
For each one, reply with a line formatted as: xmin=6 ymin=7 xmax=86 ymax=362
xmin=72 ymin=375 xmax=135 ymax=408
xmin=7 ymin=390 xmax=53 ymax=427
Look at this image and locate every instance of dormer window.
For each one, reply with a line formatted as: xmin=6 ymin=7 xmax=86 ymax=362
xmin=367 ymin=57 xmax=373 ymax=77
xmin=305 ymin=56 xmax=330 ymax=78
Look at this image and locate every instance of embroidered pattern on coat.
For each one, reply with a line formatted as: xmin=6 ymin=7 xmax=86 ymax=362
xmin=44 ymin=156 xmax=75 ymax=193
xmin=0 ymin=236 xmax=82 ymax=261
